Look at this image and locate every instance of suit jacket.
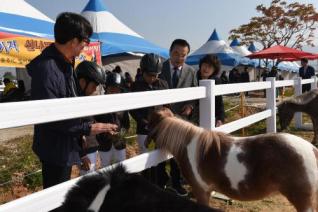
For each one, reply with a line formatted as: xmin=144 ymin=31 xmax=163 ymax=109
xmin=299 ymin=65 xmax=315 ymax=79
xmin=159 ymin=60 xmax=197 ymax=117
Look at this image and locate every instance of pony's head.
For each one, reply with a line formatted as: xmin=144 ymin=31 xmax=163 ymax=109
xmin=145 ymin=107 xmax=174 ymax=147
xmin=148 ymin=107 xmax=174 ymax=127
xmin=277 ymin=101 xmax=294 ymax=131
xmin=60 ymin=165 xmax=122 ymax=212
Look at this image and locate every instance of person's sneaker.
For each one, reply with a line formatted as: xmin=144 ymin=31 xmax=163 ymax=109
xmin=165 ymin=185 xmax=188 ymax=197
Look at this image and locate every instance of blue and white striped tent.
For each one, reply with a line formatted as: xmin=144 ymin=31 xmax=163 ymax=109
xmin=81 ymin=0 xmax=168 ymax=58
xmin=276 ymin=61 xmax=300 ymax=73
xmin=0 ymin=0 xmax=54 ymax=38
xmin=186 ymin=29 xmax=240 ymax=68
xmin=248 ymin=42 xmax=258 ymax=53
xmin=230 ymin=38 xmax=257 ymax=67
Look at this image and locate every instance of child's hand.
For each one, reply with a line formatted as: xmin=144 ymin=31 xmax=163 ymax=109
xmin=216 ymin=120 xmax=223 ymax=127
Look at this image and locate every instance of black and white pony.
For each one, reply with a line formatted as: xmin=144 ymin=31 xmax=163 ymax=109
xmin=60 ymin=165 xmax=222 ymax=212
xmin=278 ymin=89 xmax=318 ymax=146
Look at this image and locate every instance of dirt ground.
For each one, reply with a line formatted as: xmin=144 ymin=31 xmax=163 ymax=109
xmin=0 ymin=125 xmax=33 ymax=143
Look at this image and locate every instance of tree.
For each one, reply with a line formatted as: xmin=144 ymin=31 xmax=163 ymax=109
xmin=3 ymin=71 xmax=15 ymax=80
xmin=229 ymin=0 xmax=318 ymax=50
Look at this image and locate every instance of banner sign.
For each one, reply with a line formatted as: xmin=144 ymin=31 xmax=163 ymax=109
xmin=0 ymin=33 xmax=101 ymax=68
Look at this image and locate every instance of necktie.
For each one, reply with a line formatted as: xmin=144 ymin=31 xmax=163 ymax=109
xmin=172 ymin=67 xmax=179 ymax=88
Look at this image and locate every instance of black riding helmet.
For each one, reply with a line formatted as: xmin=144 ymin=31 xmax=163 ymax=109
xmin=105 ymin=72 xmax=123 ymax=89
xmin=76 ymin=61 xmax=105 ymax=85
xmin=140 ymin=53 xmax=162 ymax=74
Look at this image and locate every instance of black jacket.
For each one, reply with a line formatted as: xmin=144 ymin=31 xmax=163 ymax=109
xmin=26 ymin=44 xmax=90 ymax=166
xmin=95 ymin=111 xmax=130 ymax=151
xmin=130 ymin=79 xmax=169 ymax=134
xmin=240 ymin=71 xmax=250 ymax=83
xmin=299 ymin=65 xmax=315 ymax=79
xmin=194 ymin=72 xmax=225 ymax=124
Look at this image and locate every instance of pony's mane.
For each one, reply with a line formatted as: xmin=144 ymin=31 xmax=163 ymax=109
xmin=154 ymin=116 xmax=224 ymax=159
xmin=61 ymin=165 xmax=128 ymax=211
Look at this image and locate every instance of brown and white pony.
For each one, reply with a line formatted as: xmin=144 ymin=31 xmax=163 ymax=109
xmin=146 ymin=108 xmax=318 ymax=212
xmin=278 ymin=89 xmax=318 ymax=146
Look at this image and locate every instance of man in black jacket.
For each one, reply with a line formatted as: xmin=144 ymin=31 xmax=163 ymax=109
xmin=299 ymin=58 xmax=316 ymax=92
xmin=26 ymin=13 xmax=117 ymax=189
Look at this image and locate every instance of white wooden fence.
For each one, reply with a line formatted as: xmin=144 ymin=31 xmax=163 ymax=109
xmin=0 ymin=77 xmax=316 ymax=212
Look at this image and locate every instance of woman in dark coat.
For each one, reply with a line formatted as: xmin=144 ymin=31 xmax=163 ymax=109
xmin=195 ymin=54 xmax=225 ymax=126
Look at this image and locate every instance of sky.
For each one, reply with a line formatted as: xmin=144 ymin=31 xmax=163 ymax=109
xmin=26 ymin=0 xmax=318 ymax=53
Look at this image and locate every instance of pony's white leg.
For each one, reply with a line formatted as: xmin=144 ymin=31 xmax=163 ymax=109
xmin=114 ymin=149 xmax=126 ymax=163
xmin=80 ymin=151 xmax=98 ymax=175
xmin=99 ymin=148 xmax=114 ymax=168
xmin=137 ymin=134 xmax=148 ymax=153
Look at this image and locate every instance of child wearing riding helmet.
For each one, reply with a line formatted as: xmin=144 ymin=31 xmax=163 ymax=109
xmin=95 ymin=72 xmax=130 ymax=168
xmin=76 ymin=61 xmax=118 ymax=175
xmin=129 ymin=53 xmax=169 ymax=182
xmin=130 ymin=53 xmax=169 ymax=153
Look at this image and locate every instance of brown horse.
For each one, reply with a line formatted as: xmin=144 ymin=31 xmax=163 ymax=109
xmin=278 ymin=89 xmax=318 ymax=146
xmin=146 ymin=108 xmax=318 ymax=212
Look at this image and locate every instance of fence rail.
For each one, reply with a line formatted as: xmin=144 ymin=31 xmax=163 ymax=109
xmin=0 ymin=76 xmax=316 ymax=212
xmin=275 ymin=80 xmax=294 ymax=87
xmin=214 ymin=81 xmax=270 ymax=96
xmin=0 ymin=87 xmax=205 ymax=129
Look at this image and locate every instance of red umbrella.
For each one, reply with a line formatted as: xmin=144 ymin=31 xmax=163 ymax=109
xmin=285 ymin=53 xmax=318 ymax=61
xmin=246 ymin=45 xmax=314 ymax=60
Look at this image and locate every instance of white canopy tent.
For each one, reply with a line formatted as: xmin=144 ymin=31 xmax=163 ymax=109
xmin=81 ymin=0 xmax=168 ymax=76
xmin=187 ymin=29 xmax=240 ymax=71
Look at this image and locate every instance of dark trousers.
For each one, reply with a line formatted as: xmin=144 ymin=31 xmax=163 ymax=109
xmin=42 ymin=162 xmax=72 ymax=189
xmin=302 ymin=84 xmax=311 ymax=93
xmin=157 ymin=159 xmax=182 ymax=188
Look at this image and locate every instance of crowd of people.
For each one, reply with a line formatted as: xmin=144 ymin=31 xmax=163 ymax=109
xmin=17 ymin=11 xmax=317 ymax=207
xmin=23 ymin=12 xmax=226 ymax=202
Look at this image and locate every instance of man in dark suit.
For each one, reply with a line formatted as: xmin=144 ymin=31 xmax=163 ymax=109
xmin=299 ymin=58 xmax=315 ymax=92
xmin=157 ymin=39 xmax=197 ymax=197
xmin=160 ymin=39 xmax=197 ymax=116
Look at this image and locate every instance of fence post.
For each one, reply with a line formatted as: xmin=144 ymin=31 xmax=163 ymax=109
xmin=294 ymin=77 xmax=302 ymax=129
xmin=266 ymin=77 xmax=276 ymax=133
xmin=199 ymin=80 xmax=215 ymax=130
xmin=311 ymin=76 xmax=317 ymax=90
